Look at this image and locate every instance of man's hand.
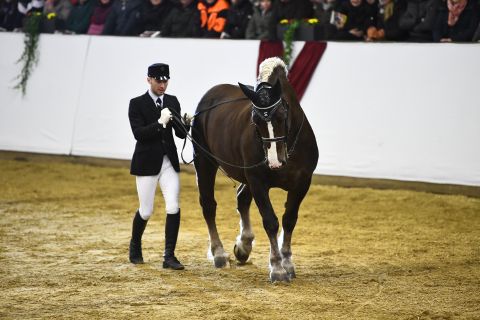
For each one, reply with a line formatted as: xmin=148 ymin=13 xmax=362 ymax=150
xmin=182 ymin=113 xmax=194 ymax=126
xmin=349 ymin=28 xmax=364 ymax=38
xmin=159 ymin=108 xmax=172 ymax=128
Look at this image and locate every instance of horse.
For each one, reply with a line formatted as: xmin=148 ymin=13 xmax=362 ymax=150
xmin=192 ymin=57 xmax=318 ymax=282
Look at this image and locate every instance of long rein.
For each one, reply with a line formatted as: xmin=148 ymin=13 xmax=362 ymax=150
xmin=168 ymin=98 xmax=305 ymax=169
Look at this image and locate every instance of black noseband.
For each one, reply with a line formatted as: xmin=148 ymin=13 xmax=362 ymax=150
xmin=252 ymin=99 xmax=289 ymax=145
xmin=252 ymin=98 xmax=283 ymax=122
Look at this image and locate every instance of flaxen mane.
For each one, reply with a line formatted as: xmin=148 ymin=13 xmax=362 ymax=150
xmin=257 ymin=57 xmax=297 ymax=105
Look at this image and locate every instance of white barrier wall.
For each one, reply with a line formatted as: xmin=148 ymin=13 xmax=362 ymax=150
xmin=0 ymin=33 xmax=89 ymax=154
xmin=1 ymin=33 xmax=479 ymax=186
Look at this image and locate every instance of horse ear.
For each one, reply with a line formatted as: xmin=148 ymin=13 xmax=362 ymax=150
xmin=238 ymin=82 xmax=257 ymax=102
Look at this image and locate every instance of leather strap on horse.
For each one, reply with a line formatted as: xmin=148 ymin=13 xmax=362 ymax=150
xmin=170 ymin=99 xmax=305 ymax=169
xmin=181 ymin=97 xmax=251 ymax=166
xmin=169 ymin=108 xmax=268 ymax=170
xmin=194 ymin=97 xmax=249 ymax=118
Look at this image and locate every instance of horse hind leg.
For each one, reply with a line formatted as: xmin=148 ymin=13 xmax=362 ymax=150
xmin=194 ymin=155 xmax=228 ymax=268
xmin=233 ymin=183 xmax=254 ymax=264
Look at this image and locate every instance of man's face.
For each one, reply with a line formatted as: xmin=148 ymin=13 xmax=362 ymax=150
xmin=180 ymin=0 xmax=193 ymax=6
xmin=260 ymin=0 xmax=272 ymax=10
xmin=148 ymin=78 xmax=168 ymax=96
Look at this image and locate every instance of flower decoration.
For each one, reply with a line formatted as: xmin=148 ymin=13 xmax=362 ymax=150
xmin=14 ymin=12 xmax=43 ymax=96
xmin=283 ymin=19 xmax=300 ymax=67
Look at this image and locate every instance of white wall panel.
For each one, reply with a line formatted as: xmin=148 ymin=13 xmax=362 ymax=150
xmin=70 ymin=36 xmax=260 ymax=159
xmin=1 ymin=33 xmax=479 ymax=186
xmin=302 ymin=42 xmax=480 ymax=185
xmin=0 ymin=34 xmax=89 ymax=154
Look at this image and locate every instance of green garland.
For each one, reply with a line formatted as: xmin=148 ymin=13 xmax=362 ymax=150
xmin=14 ymin=12 xmax=43 ymax=96
xmin=283 ymin=20 xmax=300 ymax=68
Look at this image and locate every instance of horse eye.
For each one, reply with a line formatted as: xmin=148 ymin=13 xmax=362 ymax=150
xmin=278 ymin=106 xmax=288 ymax=119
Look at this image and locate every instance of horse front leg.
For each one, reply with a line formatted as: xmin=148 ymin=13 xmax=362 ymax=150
xmin=280 ymin=179 xmax=311 ymax=279
xmin=234 ymin=183 xmax=254 ymax=264
xmin=249 ymin=182 xmax=289 ymax=282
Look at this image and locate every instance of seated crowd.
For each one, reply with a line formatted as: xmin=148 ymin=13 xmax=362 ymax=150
xmin=1 ymin=0 xmax=479 ymax=41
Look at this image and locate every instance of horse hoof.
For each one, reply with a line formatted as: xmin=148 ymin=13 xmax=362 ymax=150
xmin=214 ymin=255 xmax=228 ymax=268
xmin=270 ymin=270 xmax=290 ymax=283
xmin=282 ymin=265 xmax=296 ymax=279
xmin=233 ymin=244 xmax=249 ymax=264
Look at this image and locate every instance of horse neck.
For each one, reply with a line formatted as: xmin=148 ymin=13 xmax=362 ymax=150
xmin=267 ymin=74 xmax=302 ymax=119
xmin=274 ymin=75 xmax=306 ymax=143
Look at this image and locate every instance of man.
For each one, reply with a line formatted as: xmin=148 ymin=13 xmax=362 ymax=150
xmin=197 ymin=0 xmax=229 ymax=38
xmin=161 ymin=0 xmax=201 ymax=38
xmin=246 ymin=0 xmax=276 ymax=40
xmin=128 ymin=63 xmax=192 ymax=270
xmin=102 ymin=0 xmax=142 ymax=35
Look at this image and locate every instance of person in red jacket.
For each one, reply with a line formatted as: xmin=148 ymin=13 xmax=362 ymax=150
xmin=197 ymin=0 xmax=229 ymax=38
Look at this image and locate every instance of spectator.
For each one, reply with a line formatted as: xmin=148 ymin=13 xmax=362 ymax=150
xmin=310 ymin=0 xmax=338 ymax=40
xmin=331 ymin=0 xmax=369 ymax=40
xmin=197 ymin=0 xmax=229 ymax=38
xmin=18 ymin=0 xmax=43 ymax=15
xmin=87 ymin=0 xmax=112 ymax=34
xmin=162 ymin=0 xmax=201 ymax=37
xmin=42 ymin=0 xmax=72 ymax=32
xmin=474 ymin=21 xmax=480 ymax=41
xmin=102 ymin=0 xmax=143 ymax=35
xmin=365 ymin=0 xmax=378 ymax=29
xmin=221 ymin=0 xmax=252 ymax=38
xmin=17 ymin=0 xmax=44 ymax=28
xmin=65 ymin=0 xmax=93 ymax=33
xmin=246 ymin=0 xmax=275 ymax=39
xmin=0 ymin=0 xmax=22 ymax=31
xmin=399 ymin=0 xmax=440 ymax=41
xmin=139 ymin=0 xmax=173 ymax=37
xmin=432 ymin=0 xmax=479 ymax=42
xmin=366 ymin=0 xmax=408 ymax=41
xmin=273 ymin=0 xmax=314 ymax=22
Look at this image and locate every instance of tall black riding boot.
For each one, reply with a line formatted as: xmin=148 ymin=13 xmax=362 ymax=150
xmin=163 ymin=210 xmax=184 ymax=270
xmin=129 ymin=210 xmax=148 ymax=264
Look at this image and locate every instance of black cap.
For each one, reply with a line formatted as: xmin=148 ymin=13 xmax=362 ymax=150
xmin=148 ymin=63 xmax=170 ymax=81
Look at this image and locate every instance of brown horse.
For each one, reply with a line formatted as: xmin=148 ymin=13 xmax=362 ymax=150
xmin=192 ymin=57 xmax=318 ymax=282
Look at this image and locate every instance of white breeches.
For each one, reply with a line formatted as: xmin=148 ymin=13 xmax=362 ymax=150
xmin=136 ymin=155 xmax=180 ymax=220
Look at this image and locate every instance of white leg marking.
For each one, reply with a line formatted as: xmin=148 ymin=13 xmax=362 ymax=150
xmin=236 ymin=217 xmax=243 ymax=246
xmin=267 ymin=122 xmax=282 ymax=168
xmin=207 ymin=238 xmax=214 ymax=261
xmin=278 ymin=228 xmax=284 ymax=252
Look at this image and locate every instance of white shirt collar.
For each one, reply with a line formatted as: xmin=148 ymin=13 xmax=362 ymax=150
xmin=148 ymin=89 xmax=164 ymax=104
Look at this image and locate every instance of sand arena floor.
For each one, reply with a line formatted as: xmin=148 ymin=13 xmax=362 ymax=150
xmin=0 ymin=154 xmax=479 ymax=319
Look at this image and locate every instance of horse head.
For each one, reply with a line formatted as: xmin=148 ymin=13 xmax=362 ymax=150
xmin=239 ymin=80 xmax=289 ymax=170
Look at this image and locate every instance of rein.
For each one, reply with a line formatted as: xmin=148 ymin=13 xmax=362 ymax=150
xmin=194 ymin=97 xmax=250 ymax=117
xmin=169 ymin=108 xmax=267 ymax=169
xmin=168 ymin=97 xmax=305 ymax=170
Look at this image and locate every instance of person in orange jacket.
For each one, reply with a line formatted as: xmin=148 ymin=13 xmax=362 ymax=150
xmin=197 ymin=0 xmax=229 ymax=37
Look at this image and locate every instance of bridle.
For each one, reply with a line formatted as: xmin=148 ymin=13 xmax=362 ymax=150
xmin=252 ymin=98 xmax=289 ymax=146
xmin=171 ymin=94 xmax=304 ymax=170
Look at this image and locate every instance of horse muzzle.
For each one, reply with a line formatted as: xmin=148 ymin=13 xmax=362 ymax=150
xmin=268 ymin=160 xmax=286 ymax=170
